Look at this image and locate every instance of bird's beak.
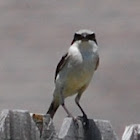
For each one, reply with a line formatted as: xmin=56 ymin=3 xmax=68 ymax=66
xmin=81 ymin=36 xmax=88 ymax=42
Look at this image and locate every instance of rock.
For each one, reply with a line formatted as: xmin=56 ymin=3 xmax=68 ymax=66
xmin=58 ymin=117 xmax=118 ymax=140
xmin=0 ymin=109 xmax=40 ymax=140
xmin=122 ymin=124 xmax=140 ymax=140
xmin=0 ymin=109 xmax=119 ymax=140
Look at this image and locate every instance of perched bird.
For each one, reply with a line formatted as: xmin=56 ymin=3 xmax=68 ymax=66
xmin=47 ymin=29 xmax=99 ymax=125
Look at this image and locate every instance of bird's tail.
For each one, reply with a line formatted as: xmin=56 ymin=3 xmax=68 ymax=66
xmin=47 ymin=99 xmax=59 ymax=119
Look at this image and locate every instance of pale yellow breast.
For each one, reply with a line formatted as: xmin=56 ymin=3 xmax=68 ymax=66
xmin=63 ymin=69 xmax=93 ymax=98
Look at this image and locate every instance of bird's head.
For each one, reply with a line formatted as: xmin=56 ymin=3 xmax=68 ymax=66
xmin=71 ymin=29 xmax=98 ymax=46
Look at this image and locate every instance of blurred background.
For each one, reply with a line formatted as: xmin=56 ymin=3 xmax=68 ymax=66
xmin=0 ymin=0 xmax=140 ymax=138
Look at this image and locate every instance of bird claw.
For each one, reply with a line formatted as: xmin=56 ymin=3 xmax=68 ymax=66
xmin=66 ymin=115 xmax=79 ymax=128
xmin=77 ymin=114 xmax=89 ymax=129
xmin=73 ymin=117 xmax=79 ymax=128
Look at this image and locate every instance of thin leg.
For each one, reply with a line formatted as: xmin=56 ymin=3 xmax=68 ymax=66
xmin=62 ymin=103 xmax=75 ymax=120
xmin=75 ymin=85 xmax=89 ymax=128
xmin=75 ymin=93 xmax=87 ymax=117
xmin=75 ymin=85 xmax=87 ymax=116
xmin=60 ymin=89 xmax=75 ymax=120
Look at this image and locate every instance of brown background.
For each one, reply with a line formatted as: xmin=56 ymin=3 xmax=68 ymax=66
xmin=0 ymin=0 xmax=140 ymax=138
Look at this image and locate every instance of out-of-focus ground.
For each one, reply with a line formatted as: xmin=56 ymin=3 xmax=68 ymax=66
xmin=0 ymin=0 xmax=140 ymax=138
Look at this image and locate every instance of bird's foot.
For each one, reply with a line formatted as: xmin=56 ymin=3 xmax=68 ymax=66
xmin=77 ymin=114 xmax=89 ymax=129
xmin=66 ymin=115 xmax=79 ymax=128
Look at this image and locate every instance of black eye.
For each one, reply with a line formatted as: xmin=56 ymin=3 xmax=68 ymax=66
xmin=87 ymin=33 xmax=98 ymax=44
xmin=87 ymin=33 xmax=95 ymax=40
xmin=71 ymin=33 xmax=82 ymax=45
xmin=74 ymin=33 xmax=83 ymax=40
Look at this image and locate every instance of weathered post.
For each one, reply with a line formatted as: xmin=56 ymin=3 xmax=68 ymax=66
xmin=122 ymin=124 xmax=140 ymax=140
xmin=0 ymin=109 xmax=118 ymax=140
xmin=58 ymin=117 xmax=118 ymax=140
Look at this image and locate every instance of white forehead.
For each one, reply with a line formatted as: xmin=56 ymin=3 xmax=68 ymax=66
xmin=76 ymin=29 xmax=94 ymax=35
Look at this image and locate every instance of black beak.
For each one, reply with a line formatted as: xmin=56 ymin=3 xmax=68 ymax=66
xmin=81 ymin=37 xmax=89 ymax=41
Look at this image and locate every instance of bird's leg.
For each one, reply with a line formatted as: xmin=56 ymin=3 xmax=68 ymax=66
xmin=62 ymin=103 xmax=75 ymax=120
xmin=60 ymin=90 xmax=75 ymax=120
xmin=75 ymin=87 xmax=89 ymax=128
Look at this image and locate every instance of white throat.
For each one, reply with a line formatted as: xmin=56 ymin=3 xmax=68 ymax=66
xmin=73 ymin=40 xmax=98 ymax=54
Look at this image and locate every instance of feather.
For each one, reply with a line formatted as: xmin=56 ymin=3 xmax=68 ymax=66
xmin=54 ymin=53 xmax=69 ymax=81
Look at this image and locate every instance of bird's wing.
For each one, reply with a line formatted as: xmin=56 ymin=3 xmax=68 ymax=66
xmin=54 ymin=53 xmax=69 ymax=81
xmin=95 ymin=55 xmax=99 ymax=71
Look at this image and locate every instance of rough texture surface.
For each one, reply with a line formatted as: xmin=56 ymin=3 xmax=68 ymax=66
xmin=0 ymin=109 xmax=40 ymax=140
xmin=95 ymin=119 xmax=119 ymax=140
xmin=40 ymin=114 xmax=57 ymax=140
xmin=0 ymin=110 xmax=57 ymax=140
xmin=0 ymin=110 xmax=118 ymax=140
xmin=58 ymin=117 xmax=119 ymax=140
xmin=122 ymin=124 xmax=140 ymax=140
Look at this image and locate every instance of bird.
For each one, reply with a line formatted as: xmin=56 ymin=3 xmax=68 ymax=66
xmin=47 ymin=29 xmax=99 ymax=126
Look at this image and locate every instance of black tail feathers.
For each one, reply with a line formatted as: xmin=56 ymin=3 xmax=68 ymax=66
xmin=47 ymin=100 xmax=59 ymax=118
